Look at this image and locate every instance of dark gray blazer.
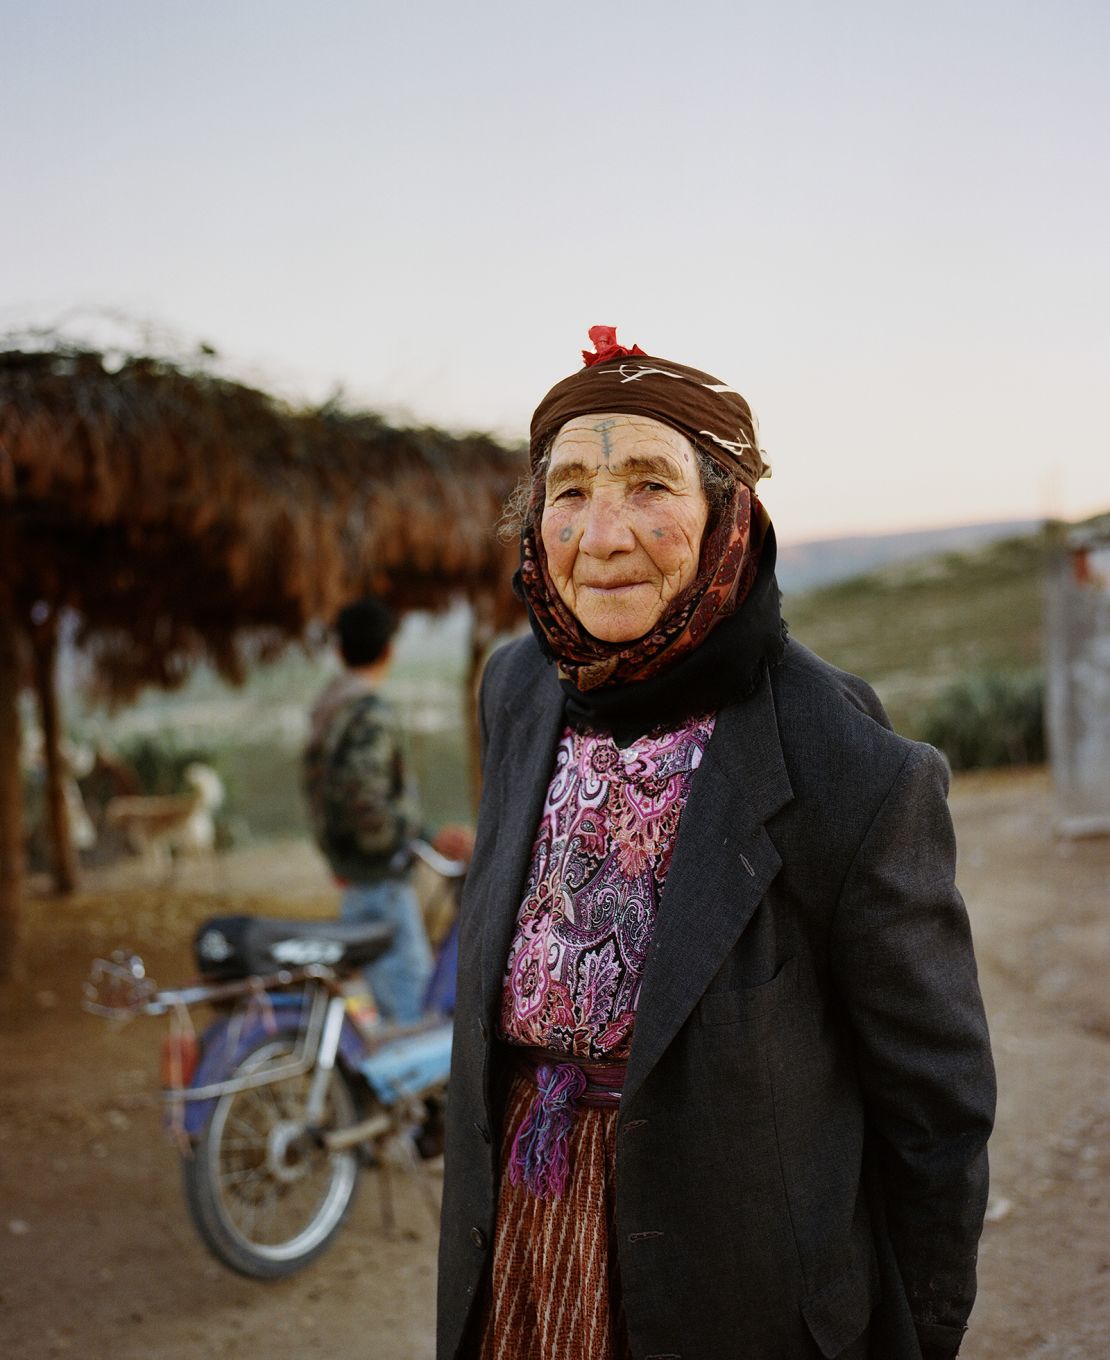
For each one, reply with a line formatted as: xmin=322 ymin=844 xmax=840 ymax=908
xmin=438 ymin=635 xmax=995 ymax=1360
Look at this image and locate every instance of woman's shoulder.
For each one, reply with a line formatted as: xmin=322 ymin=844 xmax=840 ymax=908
xmin=481 ymin=633 xmax=552 ymax=705
xmin=771 ymin=637 xmax=939 ymax=811
xmin=771 ymin=636 xmax=927 ymax=773
xmin=774 ymin=638 xmax=892 ymax=730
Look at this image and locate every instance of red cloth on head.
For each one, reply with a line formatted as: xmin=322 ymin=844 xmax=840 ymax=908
xmin=581 ymin=325 xmax=647 ymax=368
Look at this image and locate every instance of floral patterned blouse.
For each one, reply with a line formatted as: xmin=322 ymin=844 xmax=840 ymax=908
xmin=498 ymin=713 xmax=716 ymax=1062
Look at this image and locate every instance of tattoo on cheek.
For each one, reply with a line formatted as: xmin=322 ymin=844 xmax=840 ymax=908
xmin=559 ymin=525 xmax=573 ymax=543
xmin=652 ymin=527 xmax=666 ymax=540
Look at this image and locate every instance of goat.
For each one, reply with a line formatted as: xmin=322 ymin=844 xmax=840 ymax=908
xmin=105 ymin=762 xmax=225 ymax=873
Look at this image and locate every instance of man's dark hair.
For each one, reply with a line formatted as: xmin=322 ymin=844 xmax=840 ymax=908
xmin=335 ymin=597 xmax=396 ymax=667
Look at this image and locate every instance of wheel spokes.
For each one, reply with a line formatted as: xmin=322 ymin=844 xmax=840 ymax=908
xmin=208 ymin=1050 xmax=357 ymax=1252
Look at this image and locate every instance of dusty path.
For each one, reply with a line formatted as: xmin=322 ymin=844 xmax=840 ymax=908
xmin=945 ymin=771 xmax=1108 ymax=1360
xmin=1 ymin=769 xmax=1106 ymax=1359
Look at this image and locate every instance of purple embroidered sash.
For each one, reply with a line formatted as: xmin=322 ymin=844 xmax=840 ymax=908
xmin=507 ymin=1047 xmax=627 ymax=1199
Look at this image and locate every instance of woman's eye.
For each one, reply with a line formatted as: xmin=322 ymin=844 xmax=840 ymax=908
xmin=640 ymin=481 xmax=670 ymax=494
xmin=552 ymin=487 xmax=584 ymax=501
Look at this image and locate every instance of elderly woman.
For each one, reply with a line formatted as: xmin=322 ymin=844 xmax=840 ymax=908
xmin=438 ymin=329 xmax=995 ymax=1360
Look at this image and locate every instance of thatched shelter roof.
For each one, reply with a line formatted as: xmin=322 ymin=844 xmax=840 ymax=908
xmin=1 ymin=344 xmax=525 ymax=698
xmin=0 ymin=337 xmax=527 ymax=974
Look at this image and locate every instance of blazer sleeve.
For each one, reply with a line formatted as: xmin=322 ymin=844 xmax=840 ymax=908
xmin=476 ymin=641 xmax=511 ymax=772
xmin=830 ymin=742 xmax=996 ymax=1358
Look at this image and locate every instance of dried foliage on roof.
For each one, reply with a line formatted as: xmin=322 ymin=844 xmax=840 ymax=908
xmin=1 ymin=343 xmax=525 ymax=700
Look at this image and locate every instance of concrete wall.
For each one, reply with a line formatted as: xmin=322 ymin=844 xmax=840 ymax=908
xmin=1045 ymin=532 xmax=1110 ymax=835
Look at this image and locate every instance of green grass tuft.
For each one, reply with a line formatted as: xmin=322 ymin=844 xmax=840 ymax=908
xmin=784 ymin=531 xmax=1047 ymax=738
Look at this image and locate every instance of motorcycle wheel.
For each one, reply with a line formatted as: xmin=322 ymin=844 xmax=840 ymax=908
xmin=182 ymin=1036 xmax=362 ymax=1279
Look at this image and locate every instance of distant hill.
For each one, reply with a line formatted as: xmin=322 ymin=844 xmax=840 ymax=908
xmin=776 ymin=518 xmax=1042 ymax=594
xmin=784 ymin=528 xmax=1048 ymax=736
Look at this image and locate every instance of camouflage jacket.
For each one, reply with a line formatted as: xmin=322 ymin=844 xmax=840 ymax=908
xmin=302 ymin=683 xmax=422 ymax=884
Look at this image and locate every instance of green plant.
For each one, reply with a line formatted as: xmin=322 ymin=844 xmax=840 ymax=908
xmin=117 ymin=733 xmax=220 ymax=795
xmin=915 ymin=669 xmax=1045 ymax=770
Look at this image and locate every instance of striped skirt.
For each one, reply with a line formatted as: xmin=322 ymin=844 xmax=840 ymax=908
xmin=479 ymin=1070 xmax=633 ymax=1360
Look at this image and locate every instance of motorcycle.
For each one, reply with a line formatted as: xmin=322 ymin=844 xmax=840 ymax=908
xmin=83 ymin=840 xmax=463 ymax=1280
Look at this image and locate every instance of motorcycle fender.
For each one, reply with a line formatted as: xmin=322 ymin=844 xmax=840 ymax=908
xmin=178 ymin=999 xmax=366 ymax=1139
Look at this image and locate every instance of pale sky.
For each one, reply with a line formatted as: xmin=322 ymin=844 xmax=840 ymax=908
xmin=3 ymin=1 xmax=1107 ymax=541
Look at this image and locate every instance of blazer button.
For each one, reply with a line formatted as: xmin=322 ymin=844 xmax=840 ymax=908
xmin=470 ymin=1227 xmax=487 ymax=1250
xmin=473 ymin=1120 xmax=491 ymax=1143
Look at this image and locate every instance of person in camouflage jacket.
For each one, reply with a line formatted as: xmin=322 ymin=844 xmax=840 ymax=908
xmin=303 ymin=597 xmax=432 ymax=1023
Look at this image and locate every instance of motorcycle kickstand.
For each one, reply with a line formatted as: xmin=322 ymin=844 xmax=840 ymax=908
xmin=391 ymin=1130 xmax=443 ymax=1228
xmin=377 ymin=1149 xmax=396 ymax=1236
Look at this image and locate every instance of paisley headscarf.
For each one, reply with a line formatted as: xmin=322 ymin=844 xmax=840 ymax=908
xmin=518 ymin=327 xmax=771 ymax=692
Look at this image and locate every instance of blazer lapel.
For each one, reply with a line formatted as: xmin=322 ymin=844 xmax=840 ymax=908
xmin=478 ymin=668 xmax=566 ymax=1019
xmin=623 ymin=670 xmax=794 ymax=1111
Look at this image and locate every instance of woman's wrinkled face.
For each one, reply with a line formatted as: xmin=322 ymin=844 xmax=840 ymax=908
xmin=540 ymin=413 xmax=709 ymax=643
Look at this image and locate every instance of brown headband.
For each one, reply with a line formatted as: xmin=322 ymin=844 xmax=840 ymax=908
xmin=529 ymin=329 xmax=769 ymax=490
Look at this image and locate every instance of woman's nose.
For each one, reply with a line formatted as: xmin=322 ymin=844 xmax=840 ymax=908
xmin=578 ymin=496 xmax=635 ymax=558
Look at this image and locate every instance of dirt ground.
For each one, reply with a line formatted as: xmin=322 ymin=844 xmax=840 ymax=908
xmin=1 ymin=767 xmax=1107 ymax=1360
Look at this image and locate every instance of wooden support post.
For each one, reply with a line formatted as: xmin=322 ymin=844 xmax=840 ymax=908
xmin=0 ymin=564 xmax=24 ymax=982
xmin=31 ymin=612 xmax=77 ymax=894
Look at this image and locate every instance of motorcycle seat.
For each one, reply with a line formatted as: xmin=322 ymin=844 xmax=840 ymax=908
xmin=193 ymin=914 xmax=395 ymax=979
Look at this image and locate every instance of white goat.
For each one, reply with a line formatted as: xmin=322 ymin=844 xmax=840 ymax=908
xmin=106 ymin=762 xmax=225 ymax=872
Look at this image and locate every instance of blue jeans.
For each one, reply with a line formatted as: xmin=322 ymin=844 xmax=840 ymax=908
xmin=340 ymin=879 xmax=433 ymax=1025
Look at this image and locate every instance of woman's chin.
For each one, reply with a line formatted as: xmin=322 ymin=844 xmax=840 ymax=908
xmin=578 ymin=609 xmax=659 ymax=645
